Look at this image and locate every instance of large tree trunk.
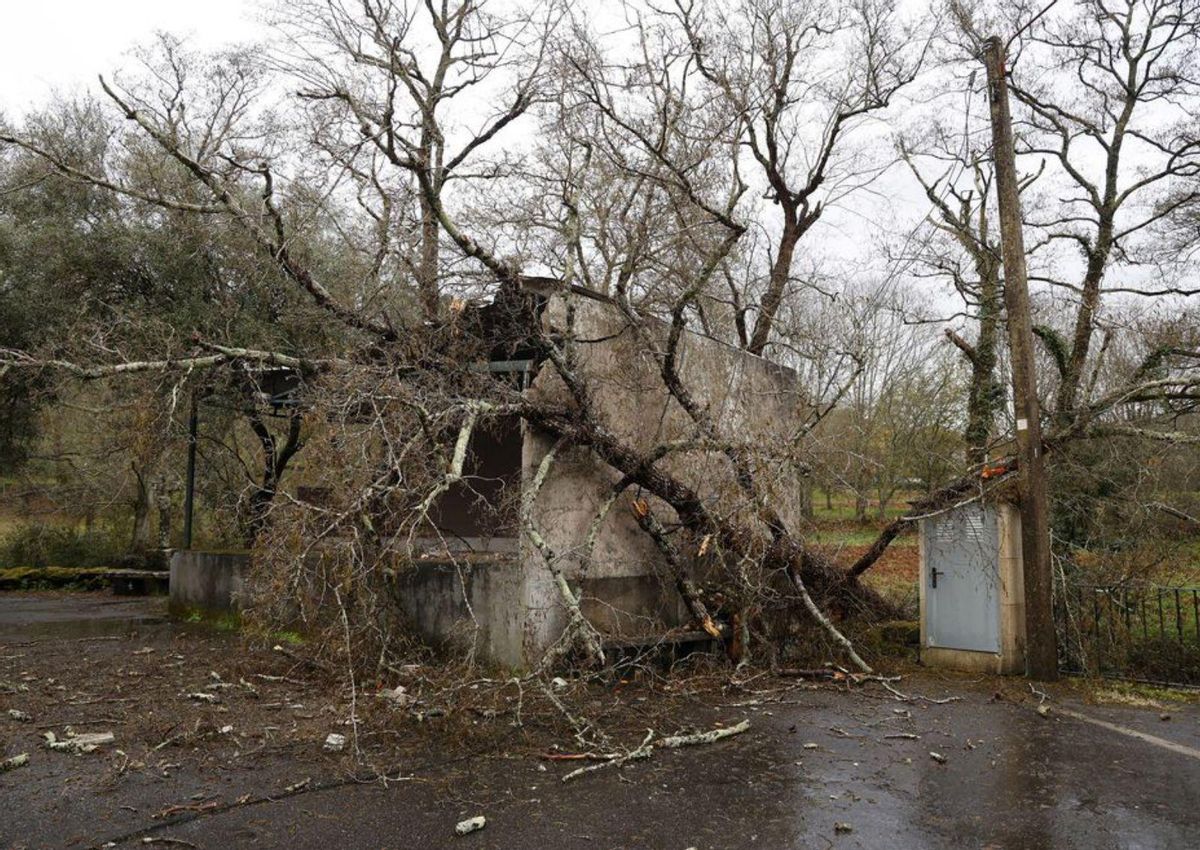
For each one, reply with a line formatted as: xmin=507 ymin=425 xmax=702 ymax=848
xmin=417 ymin=194 xmax=441 ymax=321
xmin=747 ymin=216 xmax=801 ymax=355
xmin=129 ymin=466 xmax=154 ymax=552
xmin=964 ymin=259 xmax=1003 ymax=466
xmin=524 ymin=406 xmax=896 ymax=618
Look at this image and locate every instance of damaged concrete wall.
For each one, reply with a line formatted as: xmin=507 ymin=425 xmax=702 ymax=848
xmin=389 ymin=555 xmax=527 ymax=666
xmin=391 ymin=292 xmax=807 ymax=668
xmin=518 ymin=293 xmax=808 ymax=662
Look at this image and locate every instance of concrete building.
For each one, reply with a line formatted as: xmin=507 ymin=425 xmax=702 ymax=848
xmin=392 ymin=285 xmax=808 ymax=668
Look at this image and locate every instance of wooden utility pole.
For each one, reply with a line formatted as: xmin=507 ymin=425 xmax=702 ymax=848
xmin=982 ymin=36 xmax=1058 ymax=680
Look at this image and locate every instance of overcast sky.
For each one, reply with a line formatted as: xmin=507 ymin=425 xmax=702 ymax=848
xmin=0 ymin=0 xmax=944 ymax=305
xmin=0 ymin=0 xmax=263 ymax=115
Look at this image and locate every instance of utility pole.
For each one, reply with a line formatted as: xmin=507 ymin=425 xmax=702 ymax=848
xmin=982 ymin=35 xmax=1058 ymax=680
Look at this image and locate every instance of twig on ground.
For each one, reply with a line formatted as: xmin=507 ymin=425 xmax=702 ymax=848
xmin=874 ymin=679 xmax=962 ymax=705
xmin=560 ymin=719 xmax=751 ymax=782
xmin=539 ymin=679 xmax=607 ymax=749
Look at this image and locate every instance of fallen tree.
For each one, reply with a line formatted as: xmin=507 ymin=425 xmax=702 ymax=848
xmin=3 ymin=0 xmax=1199 ymax=678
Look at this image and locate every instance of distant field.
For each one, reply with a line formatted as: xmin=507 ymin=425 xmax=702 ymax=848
xmin=803 ymin=493 xmax=922 ymax=612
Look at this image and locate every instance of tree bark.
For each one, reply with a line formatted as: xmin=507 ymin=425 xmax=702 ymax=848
xmin=983 ymin=36 xmax=1057 ymax=680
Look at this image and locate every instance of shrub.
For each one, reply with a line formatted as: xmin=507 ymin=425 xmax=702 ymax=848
xmin=0 ymin=523 xmax=125 ymax=569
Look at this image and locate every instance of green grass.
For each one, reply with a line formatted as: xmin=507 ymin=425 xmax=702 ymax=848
xmin=809 ymin=527 xmax=918 ymax=548
xmin=169 ymin=605 xmax=242 ymax=631
xmin=812 ymin=490 xmax=924 ymax=523
xmin=1088 ymin=680 xmax=1200 ymax=705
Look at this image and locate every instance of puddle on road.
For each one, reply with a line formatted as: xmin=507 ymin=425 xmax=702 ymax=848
xmin=0 ymin=614 xmax=170 ymax=640
xmin=0 ymin=595 xmax=171 ymax=640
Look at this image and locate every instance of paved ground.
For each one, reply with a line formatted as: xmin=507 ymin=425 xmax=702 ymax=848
xmin=0 ymin=593 xmax=166 ymax=641
xmin=2 ymin=592 xmax=1199 ymax=849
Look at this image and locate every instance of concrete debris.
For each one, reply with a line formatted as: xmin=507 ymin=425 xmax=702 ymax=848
xmin=43 ymin=731 xmax=115 ymax=754
xmin=324 ymin=733 xmax=346 ymax=752
xmin=834 ymin=822 xmax=854 ymax=833
xmin=380 ymin=685 xmax=413 ymax=708
xmin=1036 ymin=705 xmax=1051 ymax=718
xmin=454 ymin=816 xmax=486 ymax=836
xmin=7 ymin=709 xmax=31 ymax=722
xmin=551 ymin=677 xmax=568 ymax=690
xmin=1 ymin=753 xmax=29 ymax=772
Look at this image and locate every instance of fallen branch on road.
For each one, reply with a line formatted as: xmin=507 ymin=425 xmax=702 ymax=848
xmin=560 ymin=719 xmax=751 ymax=782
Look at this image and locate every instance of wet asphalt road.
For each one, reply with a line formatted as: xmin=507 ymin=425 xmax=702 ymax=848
xmin=0 ymin=594 xmax=166 ymax=641
xmin=2 ymin=593 xmax=1199 ymax=850
xmin=110 ymin=688 xmax=1197 ymax=850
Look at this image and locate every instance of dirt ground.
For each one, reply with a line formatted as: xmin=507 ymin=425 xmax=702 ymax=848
xmin=3 ymin=592 xmax=1200 ymax=850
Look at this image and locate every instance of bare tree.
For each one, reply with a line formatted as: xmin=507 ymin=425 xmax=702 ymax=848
xmin=1006 ymin=0 xmax=1200 ymax=424
xmin=675 ymin=0 xmax=926 ymax=354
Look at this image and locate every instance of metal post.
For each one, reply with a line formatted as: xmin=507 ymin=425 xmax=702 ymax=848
xmin=982 ymin=36 xmax=1058 ymax=679
xmin=183 ymin=396 xmax=198 ymax=550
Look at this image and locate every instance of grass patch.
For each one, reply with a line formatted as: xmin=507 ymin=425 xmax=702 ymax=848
xmin=169 ymin=605 xmax=242 ymax=632
xmin=1085 ymin=679 xmax=1200 ymax=707
xmin=810 ymin=527 xmax=918 ymax=548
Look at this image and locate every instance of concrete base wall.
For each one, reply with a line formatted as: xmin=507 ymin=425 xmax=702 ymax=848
xmin=169 ymin=551 xmax=249 ymax=615
xmin=390 ymin=557 xmax=528 ymax=668
xmin=388 ymin=557 xmax=689 ymax=669
xmin=921 ymin=646 xmax=1022 ymax=675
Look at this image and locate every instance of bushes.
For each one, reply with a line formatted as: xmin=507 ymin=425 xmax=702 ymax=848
xmin=0 ymin=523 xmax=125 ymax=569
xmin=1126 ymin=637 xmax=1200 ymax=686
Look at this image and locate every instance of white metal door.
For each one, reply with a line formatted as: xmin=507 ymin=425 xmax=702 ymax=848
xmin=925 ymin=504 xmax=1001 ymax=653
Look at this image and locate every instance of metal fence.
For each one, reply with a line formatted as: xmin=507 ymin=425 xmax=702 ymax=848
xmin=1055 ymin=582 xmax=1200 ymax=686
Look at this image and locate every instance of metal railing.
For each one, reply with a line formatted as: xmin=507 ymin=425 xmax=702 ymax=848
xmin=1055 ymin=582 xmax=1200 ymax=686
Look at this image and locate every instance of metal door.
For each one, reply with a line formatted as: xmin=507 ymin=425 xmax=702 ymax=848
xmin=925 ymin=504 xmax=1000 ymax=652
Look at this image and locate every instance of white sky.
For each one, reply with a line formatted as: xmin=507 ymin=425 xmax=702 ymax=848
xmin=0 ymin=0 xmax=264 ymax=115
xmin=1 ymin=0 xmax=1171 ymax=319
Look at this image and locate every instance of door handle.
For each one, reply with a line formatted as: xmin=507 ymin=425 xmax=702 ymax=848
xmin=930 ymin=567 xmax=941 ymax=588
